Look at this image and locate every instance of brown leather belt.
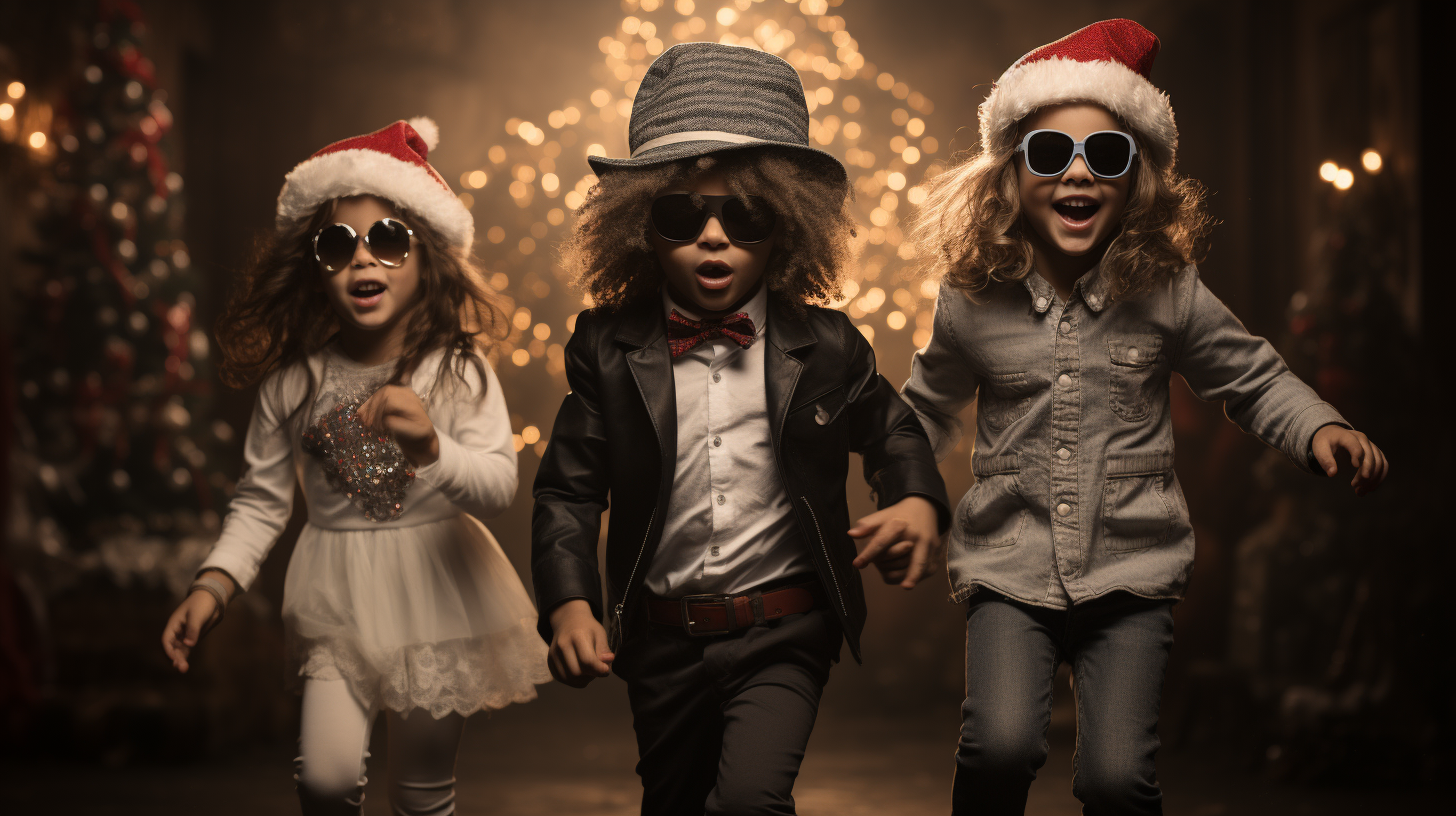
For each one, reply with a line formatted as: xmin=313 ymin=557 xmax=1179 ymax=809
xmin=645 ymin=582 xmax=823 ymax=636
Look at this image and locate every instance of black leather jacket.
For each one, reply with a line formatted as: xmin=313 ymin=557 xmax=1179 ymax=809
xmin=531 ymin=293 xmax=949 ymax=662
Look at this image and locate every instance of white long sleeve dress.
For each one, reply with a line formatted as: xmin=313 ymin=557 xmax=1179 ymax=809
xmin=199 ymin=344 xmax=550 ymax=718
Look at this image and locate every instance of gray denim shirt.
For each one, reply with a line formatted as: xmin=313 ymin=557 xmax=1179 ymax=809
xmin=902 ymin=264 xmax=1347 ymax=609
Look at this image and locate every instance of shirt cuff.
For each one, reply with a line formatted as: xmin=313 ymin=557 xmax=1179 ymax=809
xmin=1286 ymin=402 xmax=1351 ymax=474
xmin=411 ymin=430 xmax=462 ymax=490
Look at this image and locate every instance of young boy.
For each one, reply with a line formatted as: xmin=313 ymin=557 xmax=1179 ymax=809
xmin=532 ymin=43 xmax=950 ymax=816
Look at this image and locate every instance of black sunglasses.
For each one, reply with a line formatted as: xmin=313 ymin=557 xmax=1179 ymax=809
xmin=650 ymin=193 xmax=777 ymax=244
xmin=313 ymin=218 xmax=414 ymax=272
xmin=1015 ymin=129 xmax=1139 ymax=179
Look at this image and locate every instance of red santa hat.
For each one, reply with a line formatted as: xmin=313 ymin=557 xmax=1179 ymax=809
xmin=979 ymin=19 xmax=1178 ymax=166
xmin=275 ymin=117 xmax=474 ymax=252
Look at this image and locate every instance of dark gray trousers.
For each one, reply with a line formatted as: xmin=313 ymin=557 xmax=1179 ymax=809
xmin=952 ymin=591 xmax=1175 ymax=816
xmin=612 ymin=607 xmax=842 ymax=816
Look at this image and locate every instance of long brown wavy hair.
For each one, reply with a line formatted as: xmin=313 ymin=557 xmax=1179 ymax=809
xmin=216 ymin=195 xmax=508 ymax=402
xmin=560 ymin=148 xmax=856 ymax=310
xmin=912 ymin=116 xmax=1213 ymax=300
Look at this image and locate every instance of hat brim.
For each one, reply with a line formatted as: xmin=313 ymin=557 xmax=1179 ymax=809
xmin=588 ymin=139 xmax=848 ymax=187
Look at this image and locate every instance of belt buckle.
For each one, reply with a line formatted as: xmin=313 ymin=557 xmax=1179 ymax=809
xmin=678 ymin=593 xmax=734 ymax=636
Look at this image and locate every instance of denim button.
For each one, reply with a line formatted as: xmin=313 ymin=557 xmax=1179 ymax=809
xmin=712 ymin=373 xmax=722 ymax=383
xmin=1036 ymin=297 xmax=1048 ymax=310
xmin=1059 ymin=322 xmax=1072 ymax=334
xmin=716 ymin=494 xmax=725 ymax=505
xmin=814 ymin=406 xmax=830 ymax=425
xmin=1058 ymin=374 xmax=1072 ymax=386
xmin=1056 ymin=503 xmax=1071 ymax=517
xmin=1057 ymin=448 xmax=1071 ymax=461
xmin=713 ymin=435 xmax=722 ymax=447
xmin=1128 ymin=347 xmax=1140 ymax=360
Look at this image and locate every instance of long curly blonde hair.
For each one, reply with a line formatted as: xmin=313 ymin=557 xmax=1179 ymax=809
xmin=912 ymin=116 xmax=1213 ymax=300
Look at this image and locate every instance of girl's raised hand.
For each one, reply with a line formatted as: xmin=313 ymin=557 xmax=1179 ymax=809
xmin=1312 ymin=425 xmax=1388 ymax=495
xmin=161 ymin=591 xmax=222 ymax=674
xmin=358 ymin=385 xmax=439 ymax=467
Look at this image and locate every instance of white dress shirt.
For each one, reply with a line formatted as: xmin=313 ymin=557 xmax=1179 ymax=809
xmin=643 ymin=285 xmax=815 ymax=597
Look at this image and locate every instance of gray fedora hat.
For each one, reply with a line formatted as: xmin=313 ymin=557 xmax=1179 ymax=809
xmin=588 ymin=42 xmax=847 ymax=185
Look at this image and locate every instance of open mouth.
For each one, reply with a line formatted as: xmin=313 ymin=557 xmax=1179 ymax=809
xmin=349 ymin=280 xmax=388 ymax=306
xmin=1052 ymin=197 xmax=1101 ymax=227
xmin=695 ymin=261 xmax=733 ymax=291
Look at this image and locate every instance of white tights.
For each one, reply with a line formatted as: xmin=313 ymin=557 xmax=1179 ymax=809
xmin=295 ymin=678 xmax=466 ymax=816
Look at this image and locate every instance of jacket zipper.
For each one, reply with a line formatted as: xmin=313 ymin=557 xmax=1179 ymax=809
xmin=800 ymin=496 xmax=847 ymax=617
xmin=611 ymin=507 xmax=655 ymax=650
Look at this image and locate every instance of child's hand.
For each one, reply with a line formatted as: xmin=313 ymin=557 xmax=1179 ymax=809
xmin=547 ymin=599 xmax=614 ymax=688
xmin=358 ymin=385 xmax=439 ymax=467
xmin=161 ymin=590 xmax=223 ymax=674
xmin=1312 ymin=425 xmax=1388 ymax=495
xmin=849 ymin=495 xmax=943 ymax=589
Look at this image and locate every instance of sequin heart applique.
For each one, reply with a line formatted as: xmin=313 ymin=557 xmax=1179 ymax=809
xmin=302 ymin=391 xmax=415 ymax=522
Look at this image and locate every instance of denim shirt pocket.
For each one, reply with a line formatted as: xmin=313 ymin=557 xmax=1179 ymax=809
xmin=979 ymin=371 xmax=1034 ymax=431
xmin=959 ymin=453 xmax=1027 ymax=548
xmin=1107 ymin=335 xmax=1163 ymax=422
xmin=1102 ymin=451 xmax=1177 ymax=553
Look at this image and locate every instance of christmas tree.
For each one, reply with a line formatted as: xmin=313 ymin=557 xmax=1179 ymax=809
xmin=11 ymin=1 xmax=226 ymax=605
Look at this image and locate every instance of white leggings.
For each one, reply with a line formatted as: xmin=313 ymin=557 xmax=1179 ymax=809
xmin=295 ymin=678 xmax=466 ymax=816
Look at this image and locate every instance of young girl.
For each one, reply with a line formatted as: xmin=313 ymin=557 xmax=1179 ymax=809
xmin=160 ymin=119 xmax=550 ymax=815
xmin=534 ymin=42 xmax=948 ymax=815
xmin=903 ymin=20 xmax=1388 ymax=815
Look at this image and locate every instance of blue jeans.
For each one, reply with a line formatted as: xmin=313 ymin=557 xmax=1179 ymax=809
xmin=952 ymin=591 xmax=1174 ymax=816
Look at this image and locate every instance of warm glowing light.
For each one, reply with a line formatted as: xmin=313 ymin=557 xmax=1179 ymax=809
xmin=519 ymin=237 xmax=537 ymax=254
xmin=1318 ymin=161 xmax=1339 ymax=182
xmin=513 ymin=308 xmax=532 ymax=331
xmin=563 ymin=106 xmax=581 ymax=124
xmin=586 ymin=143 xmax=606 ymax=158
xmin=870 ymin=207 xmax=891 ymax=227
xmin=717 ymin=6 xmax=738 ymax=24
xmin=0 ymin=103 xmax=12 ymax=121
xmin=675 ymin=0 xmax=694 ymax=14
xmin=877 ymin=72 xmax=895 ymax=91
xmin=1333 ymin=168 xmax=1354 ymax=190
xmin=591 ymin=89 xmax=612 ymax=107
xmin=542 ymin=173 xmax=560 ymax=192
xmin=468 ymin=170 xmax=487 ymax=188
xmin=921 ymin=136 xmax=939 ymax=154
xmin=920 ymin=279 xmax=939 ymax=299
xmin=522 ymin=425 xmax=541 ymax=445
xmin=886 ymin=171 xmax=907 ymax=191
xmin=815 ymin=86 xmax=833 ymax=105
xmin=1361 ymin=149 xmax=1382 ymax=173
xmin=511 ymin=349 xmax=530 ymax=367
xmin=487 ymin=226 xmax=506 ymax=244
xmin=533 ymin=323 xmax=552 ymax=341
xmin=880 ymin=191 xmax=898 ymax=211
xmin=548 ymin=110 xmax=566 ymax=128
xmin=488 ymin=145 xmax=506 ymax=163
xmin=843 ymin=121 xmax=861 ymax=140
xmin=889 ymin=135 xmax=907 ymax=152
xmin=458 ymin=192 xmax=475 ymax=209
xmin=623 ymin=15 xmax=641 ymax=34
xmin=886 ymin=311 xmax=906 ymax=330
xmin=28 ymin=131 xmax=46 ymax=149
xmin=547 ymin=208 xmax=565 ymax=225
xmin=565 ymin=191 xmax=585 ymax=209
xmin=857 ymin=324 xmax=875 ymax=344
xmin=902 ymin=146 xmax=921 ymax=164
xmin=906 ymin=117 xmax=925 ymax=137
xmin=6 ymin=81 xmax=23 ymax=99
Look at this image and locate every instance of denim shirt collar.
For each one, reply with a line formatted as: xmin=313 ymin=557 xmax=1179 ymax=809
xmin=1021 ymin=262 xmax=1111 ymax=314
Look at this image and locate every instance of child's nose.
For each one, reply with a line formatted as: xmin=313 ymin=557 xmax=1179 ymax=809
xmin=696 ymin=214 xmax=730 ymax=248
xmin=350 ymin=234 xmax=378 ymax=267
xmin=1062 ymin=154 xmax=1095 ymax=183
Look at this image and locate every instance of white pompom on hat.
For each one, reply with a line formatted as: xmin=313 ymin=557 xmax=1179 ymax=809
xmin=275 ymin=117 xmax=473 ymax=252
xmin=979 ymin=19 xmax=1178 ymax=166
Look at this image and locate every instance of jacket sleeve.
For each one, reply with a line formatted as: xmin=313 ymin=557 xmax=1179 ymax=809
xmin=196 ymin=373 xmax=298 ymax=591
xmin=839 ymin=311 xmax=951 ymax=532
xmin=900 ymin=283 xmax=983 ymax=462
xmin=412 ymin=358 xmax=519 ymax=520
xmin=531 ymin=315 xmax=611 ymax=642
xmin=1171 ymin=266 xmax=1349 ymax=473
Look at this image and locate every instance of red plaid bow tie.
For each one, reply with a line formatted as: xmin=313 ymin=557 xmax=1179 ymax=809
xmin=667 ymin=309 xmax=757 ymax=358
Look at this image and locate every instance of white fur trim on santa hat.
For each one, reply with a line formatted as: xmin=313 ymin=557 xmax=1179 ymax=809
xmin=980 ymin=56 xmax=1178 ymax=165
xmin=275 ymin=147 xmax=474 ymax=251
xmin=407 ymin=117 xmax=440 ymax=152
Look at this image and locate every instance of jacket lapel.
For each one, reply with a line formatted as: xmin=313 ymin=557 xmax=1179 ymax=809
xmin=617 ymin=299 xmax=677 ymax=480
xmin=764 ymin=293 xmax=818 ymax=458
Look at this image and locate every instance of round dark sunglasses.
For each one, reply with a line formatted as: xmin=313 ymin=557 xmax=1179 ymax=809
xmin=650 ymin=193 xmax=777 ymax=244
xmin=313 ymin=218 xmax=414 ymax=272
xmin=1015 ymin=129 xmax=1139 ymax=179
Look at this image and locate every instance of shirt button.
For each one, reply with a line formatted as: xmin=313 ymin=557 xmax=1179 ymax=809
xmin=713 ymin=436 xmax=722 ymax=447
xmin=1059 ymin=321 xmax=1072 ymax=334
xmin=1057 ymin=448 xmax=1071 ymax=461
xmin=1088 ymin=296 xmax=1100 ymax=309
xmin=712 ymin=373 xmax=721 ymax=383
xmin=1058 ymin=373 xmax=1072 ymax=386
xmin=1128 ymin=347 xmax=1140 ymax=360
xmin=716 ymin=494 xmax=725 ymax=506
xmin=1035 ymin=297 xmax=1048 ymax=310
xmin=710 ymin=545 xmax=720 ymax=557
xmin=1056 ymin=503 xmax=1071 ymax=517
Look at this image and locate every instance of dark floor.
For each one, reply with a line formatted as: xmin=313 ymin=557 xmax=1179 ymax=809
xmin=1 ymin=674 xmax=1441 ymax=815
